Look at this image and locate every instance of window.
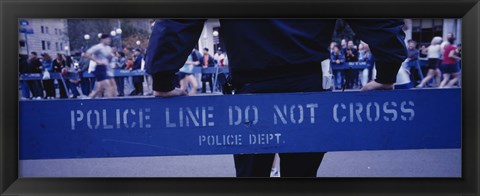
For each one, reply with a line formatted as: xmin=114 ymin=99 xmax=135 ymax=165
xmin=45 ymin=27 xmax=49 ymax=34
xmin=41 ymin=40 xmax=46 ymax=50
xmin=412 ymin=19 xmax=443 ymax=45
xmin=19 ymin=40 xmax=26 ymax=47
xmin=55 ymin=42 xmax=59 ymax=51
xmin=58 ymin=29 xmax=62 ymax=35
xmin=60 ymin=43 xmax=63 ymax=50
xmin=55 ymin=28 xmax=58 ymax=35
xmin=41 ymin=26 xmax=44 ymax=34
xmin=47 ymin=41 xmax=51 ymax=50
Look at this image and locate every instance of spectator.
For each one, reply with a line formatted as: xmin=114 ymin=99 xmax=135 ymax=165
xmin=78 ymin=52 xmax=94 ymax=96
xmin=41 ymin=53 xmax=55 ymax=99
xmin=215 ymin=49 xmax=227 ymax=67
xmin=52 ymin=53 xmax=68 ymax=98
xmin=344 ymin=40 xmax=358 ymax=62
xmin=329 ymin=42 xmax=343 ymax=90
xmin=418 ymin=43 xmax=429 ymax=77
xmin=358 ymin=42 xmax=366 ymax=61
xmin=19 ymin=55 xmax=31 ymax=99
xmin=26 ymin=52 xmax=44 ymax=99
xmin=114 ymin=51 xmax=126 ymax=96
xmin=124 ymin=56 xmax=135 ymax=93
xmin=344 ymin=40 xmax=359 ymax=89
xmin=360 ymin=43 xmax=375 ymax=85
xmin=85 ymin=33 xmax=117 ymax=98
xmin=200 ymin=48 xmax=215 ymax=93
xmin=130 ymin=48 xmax=144 ymax=96
xmin=416 ymin=36 xmax=443 ymax=88
xmin=215 ymin=50 xmax=229 ymax=92
xmin=340 ymin=38 xmax=347 ymax=50
xmin=439 ymin=36 xmax=461 ymax=88
xmin=419 ymin=44 xmax=428 ymax=59
xmin=213 ymin=48 xmax=221 ymax=65
xmin=330 ymin=45 xmax=345 ymax=64
xmin=65 ymin=55 xmax=81 ymax=98
xmin=405 ymin=40 xmax=424 ymax=85
xmin=329 ymin=41 xmax=337 ymax=54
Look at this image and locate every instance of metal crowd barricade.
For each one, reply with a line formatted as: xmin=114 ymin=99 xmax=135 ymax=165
xmin=330 ymin=61 xmax=371 ymax=70
xmin=18 ymin=62 xmax=372 ymax=96
xmin=19 ymin=72 xmax=72 ymax=97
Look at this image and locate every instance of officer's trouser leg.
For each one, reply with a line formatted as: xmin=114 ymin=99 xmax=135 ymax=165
xmin=279 ymin=152 xmax=325 ymax=177
xmin=234 ymin=154 xmax=275 ymax=177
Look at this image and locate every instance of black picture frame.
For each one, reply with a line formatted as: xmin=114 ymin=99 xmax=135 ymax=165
xmin=1 ymin=0 xmax=478 ymax=195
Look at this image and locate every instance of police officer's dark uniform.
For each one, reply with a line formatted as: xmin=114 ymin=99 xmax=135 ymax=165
xmin=145 ymin=19 xmax=407 ymax=177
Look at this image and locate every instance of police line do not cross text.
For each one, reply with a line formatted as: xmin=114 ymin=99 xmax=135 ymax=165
xmin=70 ymin=100 xmax=415 ymax=147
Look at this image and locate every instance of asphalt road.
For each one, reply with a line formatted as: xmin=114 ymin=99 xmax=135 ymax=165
xmin=20 ymin=148 xmax=460 ymax=177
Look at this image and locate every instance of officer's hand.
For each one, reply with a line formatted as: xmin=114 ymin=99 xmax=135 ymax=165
xmin=154 ymin=88 xmax=187 ymax=97
xmin=361 ymin=81 xmax=394 ymax=91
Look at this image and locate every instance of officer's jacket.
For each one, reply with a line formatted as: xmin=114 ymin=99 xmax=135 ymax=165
xmin=146 ymin=19 xmax=406 ymax=91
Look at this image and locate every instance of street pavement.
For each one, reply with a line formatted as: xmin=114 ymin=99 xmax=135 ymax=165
xmin=20 ymin=148 xmax=460 ymax=177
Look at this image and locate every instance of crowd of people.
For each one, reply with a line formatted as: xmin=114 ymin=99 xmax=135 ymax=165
xmin=328 ymin=33 xmax=462 ymax=90
xmin=329 ymin=39 xmax=375 ymax=90
xmin=19 ymin=32 xmax=461 ymax=100
xmin=18 ymin=34 xmax=229 ymax=100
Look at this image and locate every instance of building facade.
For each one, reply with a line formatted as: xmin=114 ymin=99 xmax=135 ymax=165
xmin=19 ymin=19 xmax=70 ymax=57
xmin=404 ymin=19 xmax=462 ymax=45
xmin=197 ymin=19 xmax=221 ymax=55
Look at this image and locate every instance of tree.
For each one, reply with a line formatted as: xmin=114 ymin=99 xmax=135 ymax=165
xmin=120 ymin=19 xmax=151 ymax=53
xmin=67 ymin=19 xmax=116 ymax=53
xmin=67 ymin=19 xmax=152 ymax=56
xmin=332 ymin=19 xmax=357 ymax=44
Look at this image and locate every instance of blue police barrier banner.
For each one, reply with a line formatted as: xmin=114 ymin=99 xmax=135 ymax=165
xmin=330 ymin=61 xmax=370 ymax=70
xmin=19 ymin=73 xmax=64 ymax=80
xmin=19 ymin=88 xmax=461 ymax=160
xmin=82 ymin=69 xmax=148 ymax=78
xmin=19 ymin=67 xmax=230 ymax=81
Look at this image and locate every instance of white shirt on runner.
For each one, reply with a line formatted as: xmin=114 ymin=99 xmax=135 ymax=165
xmin=427 ymin=44 xmax=442 ymax=59
xmin=86 ymin=43 xmax=113 ymax=65
xmin=86 ymin=43 xmax=114 ymax=77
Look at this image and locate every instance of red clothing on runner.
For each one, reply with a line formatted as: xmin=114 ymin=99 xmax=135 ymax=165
xmin=443 ymin=45 xmax=458 ymax=64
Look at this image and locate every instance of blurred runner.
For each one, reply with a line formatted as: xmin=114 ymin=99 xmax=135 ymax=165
xmin=84 ymin=33 xmax=117 ymax=98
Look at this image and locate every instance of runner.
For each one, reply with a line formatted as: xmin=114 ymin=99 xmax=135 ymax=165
xmin=84 ymin=33 xmax=117 ymax=98
xmin=178 ymin=51 xmax=199 ymax=96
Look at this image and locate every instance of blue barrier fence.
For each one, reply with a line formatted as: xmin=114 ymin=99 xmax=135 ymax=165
xmin=19 ymin=88 xmax=460 ymax=160
xmin=330 ymin=61 xmax=370 ymax=70
xmin=19 ymin=67 xmax=231 ymax=81
xmin=19 ymin=62 xmax=372 ymax=81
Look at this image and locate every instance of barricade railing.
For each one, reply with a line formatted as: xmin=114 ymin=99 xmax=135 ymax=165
xmin=330 ymin=61 xmax=370 ymax=70
xmin=19 ymin=88 xmax=461 ymax=160
xmin=19 ymin=62 xmax=371 ymax=81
